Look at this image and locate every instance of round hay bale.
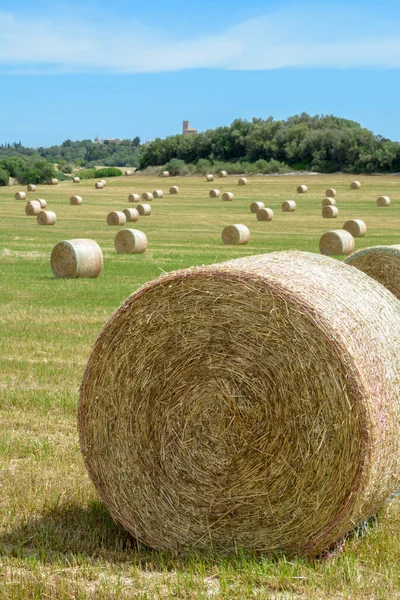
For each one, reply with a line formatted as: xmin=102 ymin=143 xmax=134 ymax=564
xmin=206 ymin=174 xmax=214 ymax=182
xmin=51 ymin=239 xmax=103 ymax=279
xmin=256 ymin=208 xmax=273 ymax=221
xmin=169 ymin=186 xmax=179 ymax=195
xmin=27 ymin=184 xmax=37 ymax=192
xmin=15 ymin=191 xmax=26 ymax=200
xmin=122 ymin=208 xmax=139 ymax=222
xmin=114 ymin=229 xmax=148 ymax=254
xmin=343 ymin=219 xmax=367 ymax=238
xmin=377 ymin=196 xmax=390 ymax=207
xmin=73 ymin=177 xmax=80 ymax=183
xmin=142 ymin=192 xmax=154 ymax=201
xmin=322 ymin=197 xmax=336 ymax=207
xmin=153 ymin=189 xmax=164 ymax=199
xmin=222 ymin=192 xmax=234 ymax=201
xmin=282 ymin=200 xmax=296 ymax=212
xmin=36 ymin=198 xmax=47 ymax=208
xmin=221 ymin=224 xmax=250 ymax=245
xmin=107 ymin=211 xmax=126 ymax=226
xmin=296 ymin=185 xmax=307 ymax=194
xmin=325 ymin=188 xmax=336 ymax=197
xmin=128 ymin=194 xmax=140 ymax=203
xmin=51 ymin=178 xmax=58 ymax=185
xmin=100 ymin=179 xmax=107 ymax=186
xmin=162 ymin=171 xmax=169 ymax=177
xmin=238 ymin=177 xmax=248 ymax=186
xmin=124 ymin=170 xmax=133 ymax=176
xmin=350 ymin=181 xmax=361 ymax=189
xmin=37 ymin=210 xmax=56 ymax=226
xmin=25 ymin=200 xmax=42 ymax=215
xmin=95 ymin=182 xmax=104 ymax=189
xmin=137 ymin=203 xmax=152 ymax=216
xmin=345 ymin=245 xmax=400 ymax=299
xmin=218 ymin=170 xmax=228 ymax=178
xmin=70 ymin=195 xmax=83 ymax=205
xmin=209 ymin=189 xmax=220 ymax=198
xmin=79 ymin=250 xmax=400 ymax=558
xmin=250 ymin=201 xmax=265 ymax=213
xmin=322 ymin=205 xmax=339 ymax=219
xmin=319 ymin=230 xmax=355 ymax=256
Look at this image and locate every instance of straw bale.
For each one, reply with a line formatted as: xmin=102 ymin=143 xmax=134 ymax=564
xmin=51 ymin=178 xmax=58 ymax=185
xmin=209 ymin=189 xmax=220 ymax=198
xmin=343 ymin=219 xmax=367 ymax=238
xmin=325 ymin=188 xmax=336 ymax=197
xmin=142 ymin=192 xmax=154 ymax=201
xmin=319 ymin=230 xmax=354 ymax=256
xmin=221 ymin=224 xmax=250 ymax=245
xmin=206 ymin=174 xmax=214 ymax=182
xmin=70 ymin=195 xmax=83 ymax=205
xmin=27 ymin=184 xmax=37 ymax=192
xmin=345 ymin=245 xmax=400 ymax=299
xmin=137 ymin=203 xmax=152 ymax=216
xmin=124 ymin=170 xmax=133 ymax=176
xmin=36 ymin=198 xmax=47 ymax=208
xmin=162 ymin=171 xmax=169 ymax=177
xmin=37 ymin=210 xmax=56 ymax=225
xmin=322 ymin=205 xmax=339 ymax=218
xmin=153 ymin=189 xmax=164 ymax=198
xmin=107 ymin=211 xmax=126 ymax=226
xmin=256 ymin=208 xmax=273 ymax=221
xmin=250 ymin=201 xmax=265 ymax=213
xmin=322 ymin=197 xmax=336 ymax=207
xmin=377 ymin=196 xmax=390 ymax=207
xmin=350 ymin=181 xmax=361 ymax=189
xmin=296 ymin=185 xmax=307 ymax=193
xmin=282 ymin=200 xmax=296 ymax=212
xmin=169 ymin=186 xmax=179 ymax=194
xmin=95 ymin=182 xmax=104 ymax=189
xmin=122 ymin=208 xmax=139 ymax=222
xmin=51 ymin=239 xmax=103 ymax=279
xmin=238 ymin=177 xmax=248 ymax=186
xmin=128 ymin=194 xmax=140 ymax=203
xmin=218 ymin=170 xmax=228 ymax=178
xmin=73 ymin=177 xmax=80 ymax=183
xmin=79 ymin=250 xmax=400 ymax=557
xmin=222 ymin=192 xmax=234 ymax=201
xmin=114 ymin=229 xmax=147 ymax=254
xmin=25 ymin=200 xmax=41 ymax=215
xmin=100 ymin=180 xmax=107 ymax=186
xmin=15 ymin=191 xmax=26 ymax=200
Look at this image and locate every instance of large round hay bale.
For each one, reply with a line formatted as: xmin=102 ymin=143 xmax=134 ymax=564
xmin=319 ymin=230 xmax=355 ymax=256
xmin=36 ymin=198 xmax=47 ymax=208
xmin=124 ymin=170 xmax=133 ymax=176
xmin=282 ymin=200 xmax=296 ymax=212
xmin=114 ymin=229 xmax=147 ymax=254
xmin=345 ymin=245 xmax=400 ymax=299
xmin=377 ymin=196 xmax=390 ymax=207
xmin=128 ymin=194 xmax=140 ymax=203
xmin=27 ymin=184 xmax=37 ymax=192
xmin=343 ymin=219 xmax=367 ymax=238
xmin=122 ymin=207 xmax=139 ymax=222
xmin=142 ymin=192 xmax=154 ymax=201
xmin=15 ymin=191 xmax=26 ymax=200
xmin=79 ymin=250 xmax=400 ymax=558
xmin=51 ymin=239 xmax=103 ymax=279
xmin=169 ymin=186 xmax=179 ymax=195
xmin=37 ymin=210 xmax=56 ymax=226
xmin=137 ymin=203 xmax=152 ymax=216
xmin=25 ymin=200 xmax=41 ymax=215
xmin=350 ymin=181 xmax=361 ymax=189
xmin=256 ymin=208 xmax=273 ymax=221
xmin=322 ymin=197 xmax=336 ymax=207
xmin=206 ymin=174 xmax=214 ymax=182
xmin=322 ymin=205 xmax=339 ymax=218
xmin=95 ymin=182 xmax=104 ymax=189
xmin=107 ymin=211 xmax=126 ymax=226
xmin=238 ymin=177 xmax=248 ymax=186
xmin=100 ymin=179 xmax=107 ymax=186
xmin=221 ymin=224 xmax=250 ymax=245
xmin=209 ymin=189 xmax=220 ymax=198
xmin=153 ymin=189 xmax=164 ymax=198
xmin=222 ymin=192 xmax=234 ymax=201
xmin=51 ymin=178 xmax=58 ymax=185
xmin=73 ymin=176 xmax=80 ymax=183
xmin=296 ymin=185 xmax=307 ymax=194
xmin=325 ymin=188 xmax=336 ymax=197
xmin=250 ymin=201 xmax=265 ymax=213
xmin=218 ymin=170 xmax=228 ymax=178
xmin=70 ymin=195 xmax=83 ymax=205
xmin=162 ymin=171 xmax=169 ymax=177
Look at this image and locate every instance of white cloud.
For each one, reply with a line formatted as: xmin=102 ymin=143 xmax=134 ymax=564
xmin=0 ymin=5 xmax=400 ymax=73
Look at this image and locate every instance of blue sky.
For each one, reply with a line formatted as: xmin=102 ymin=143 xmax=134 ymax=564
xmin=1 ymin=0 xmax=400 ymax=146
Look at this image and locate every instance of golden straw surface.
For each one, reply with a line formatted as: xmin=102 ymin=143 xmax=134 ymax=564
xmin=345 ymin=245 xmax=400 ymax=299
xmin=51 ymin=238 xmax=103 ymax=279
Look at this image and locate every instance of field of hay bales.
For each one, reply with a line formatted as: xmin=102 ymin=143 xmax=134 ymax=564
xmin=1 ymin=174 xmax=400 ymax=599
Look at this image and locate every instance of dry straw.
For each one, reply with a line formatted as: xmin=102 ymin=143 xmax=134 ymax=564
xmin=322 ymin=205 xmax=339 ymax=218
xmin=343 ymin=219 xmax=367 ymax=238
xmin=162 ymin=171 xmax=170 ymax=177
xmin=73 ymin=176 xmax=80 ymax=183
xmin=36 ymin=198 xmax=47 ymax=208
xmin=206 ymin=174 xmax=214 ymax=182
xmin=107 ymin=211 xmax=126 ymax=226
xmin=218 ymin=170 xmax=228 ymax=178
xmin=15 ymin=191 xmax=26 ymax=200
xmin=282 ymin=200 xmax=296 ymax=212
xmin=377 ymin=196 xmax=390 ymax=207
xmin=322 ymin=197 xmax=336 ymax=207
xmin=25 ymin=200 xmax=41 ymax=215
xmin=325 ymin=188 xmax=336 ymax=197
xmin=256 ymin=208 xmax=273 ymax=221
xmin=153 ymin=189 xmax=164 ymax=198
xmin=27 ymin=184 xmax=37 ymax=192
xmin=221 ymin=224 xmax=250 ymax=245
xmin=222 ymin=192 xmax=234 ymax=201
xmin=209 ymin=189 xmax=220 ymax=198
xmin=95 ymin=182 xmax=104 ymax=189
xmin=51 ymin=178 xmax=58 ymax=185
xmin=238 ymin=177 xmax=248 ymax=186
xmin=297 ymin=185 xmax=308 ymax=193
xmin=100 ymin=179 xmax=107 ymax=186
xmin=128 ymin=194 xmax=140 ymax=203
xmin=319 ymin=230 xmax=354 ymax=256
xmin=70 ymin=195 xmax=83 ymax=205
xmin=250 ymin=201 xmax=265 ymax=213
xmin=79 ymin=250 xmax=400 ymax=557
xmin=51 ymin=239 xmax=103 ymax=279
xmin=124 ymin=170 xmax=133 ymax=176
xmin=345 ymin=245 xmax=400 ymax=299
xmin=114 ymin=229 xmax=148 ymax=254
xmin=350 ymin=181 xmax=361 ymax=189
xmin=142 ymin=192 xmax=154 ymax=201
xmin=122 ymin=208 xmax=139 ymax=222
xmin=169 ymin=186 xmax=179 ymax=194
xmin=37 ymin=210 xmax=56 ymax=225
xmin=137 ymin=203 xmax=152 ymax=216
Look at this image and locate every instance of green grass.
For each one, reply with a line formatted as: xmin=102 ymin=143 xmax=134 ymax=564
xmin=1 ymin=174 xmax=400 ymax=598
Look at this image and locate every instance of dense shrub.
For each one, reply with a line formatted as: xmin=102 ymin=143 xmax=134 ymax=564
xmin=75 ymin=168 xmax=97 ymax=179
xmin=0 ymin=167 xmax=9 ymax=186
xmin=95 ymin=167 xmax=123 ymax=178
xmin=15 ymin=157 xmax=55 ymax=184
xmin=164 ymin=158 xmax=189 ymax=176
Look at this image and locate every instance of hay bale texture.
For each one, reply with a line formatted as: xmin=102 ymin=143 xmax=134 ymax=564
xmin=250 ymin=201 xmax=265 ymax=213
xmin=296 ymin=185 xmax=307 ymax=194
xmin=222 ymin=192 xmax=234 ymax=201
xmin=238 ymin=177 xmax=248 ymax=186
xmin=70 ymin=195 xmax=83 ymax=205
xmin=221 ymin=224 xmax=250 ymax=245
xmin=15 ymin=191 xmax=26 ymax=200
xmin=27 ymin=184 xmax=36 ymax=192
xmin=206 ymin=174 xmax=214 ymax=182
xmin=79 ymin=250 xmax=400 ymax=557
xmin=343 ymin=219 xmax=367 ymax=238
xmin=142 ymin=192 xmax=153 ymax=201
xmin=345 ymin=245 xmax=400 ymax=299
xmin=114 ymin=229 xmax=147 ymax=254
xmin=153 ymin=189 xmax=164 ymax=199
xmin=282 ymin=200 xmax=296 ymax=212
xmin=377 ymin=196 xmax=390 ymax=207
xmin=256 ymin=208 xmax=273 ymax=221
xmin=322 ymin=197 xmax=336 ymax=207
xmin=37 ymin=210 xmax=56 ymax=226
xmin=162 ymin=171 xmax=169 ymax=177
xmin=218 ymin=170 xmax=228 ymax=178
xmin=325 ymin=188 xmax=336 ymax=197
xmin=169 ymin=186 xmax=179 ymax=195
xmin=209 ymin=189 xmax=220 ymax=198
xmin=322 ymin=205 xmax=339 ymax=219
xmin=137 ymin=204 xmax=151 ymax=216
xmin=25 ymin=200 xmax=42 ymax=215
xmin=128 ymin=194 xmax=140 ymax=203
xmin=107 ymin=211 xmax=126 ymax=226
xmin=51 ymin=178 xmax=58 ymax=185
xmin=73 ymin=177 xmax=80 ymax=183
xmin=95 ymin=182 xmax=104 ymax=189
xmin=319 ymin=230 xmax=355 ymax=256
xmin=122 ymin=208 xmax=139 ymax=222
xmin=350 ymin=181 xmax=361 ymax=189
xmin=51 ymin=239 xmax=103 ymax=279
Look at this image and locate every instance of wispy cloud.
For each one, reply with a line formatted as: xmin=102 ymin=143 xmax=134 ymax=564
xmin=0 ymin=4 xmax=400 ymax=73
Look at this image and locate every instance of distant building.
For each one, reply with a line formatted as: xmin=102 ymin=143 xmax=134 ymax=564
xmin=93 ymin=136 xmax=123 ymax=144
xmin=182 ymin=120 xmax=198 ymax=135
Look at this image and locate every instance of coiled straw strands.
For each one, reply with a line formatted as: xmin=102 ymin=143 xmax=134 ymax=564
xmin=218 ymin=170 xmax=228 ymax=178
xmin=282 ymin=200 xmax=296 ymax=212
xmin=36 ymin=198 xmax=47 ymax=208
xmin=73 ymin=177 xmax=80 ymax=183
xmin=107 ymin=211 xmax=126 ymax=226
xmin=377 ymin=196 xmax=390 ymax=207
xmin=122 ymin=208 xmax=139 ymax=222
xmin=95 ymin=182 xmax=104 ymax=189
xmin=322 ymin=197 xmax=336 ymax=207
xmin=169 ymin=186 xmax=179 ymax=194
xmin=27 ymin=184 xmax=36 ymax=192
xmin=37 ymin=210 xmax=56 ymax=226
xmin=114 ymin=229 xmax=148 ymax=254
xmin=256 ymin=208 xmax=274 ymax=221
xmin=221 ymin=224 xmax=250 ymax=245
xmin=206 ymin=174 xmax=214 ymax=182
xmin=322 ymin=205 xmax=339 ymax=218
xmin=297 ymin=185 xmax=307 ymax=193
xmin=345 ymin=245 xmax=400 ymax=299
xmin=250 ymin=201 xmax=265 ymax=213
xmin=222 ymin=192 xmax=234 ymax=201
xmin=137 ymin=204 xmax=152 ymax=216
xmin=79 ymin=250 xmax=400 ymax=557
xmin=325 ymin=188 xmax=336 ymax=197
xmin=128 ymin=194 xmax=140 ymax=203
xmin=25 ymin=200 xmax=41 ymax=215
xmin=319 ymin=230 xmax=354 ymax=256
xmin=209 ymin=189 xmax=220 ymax=198
xmin=343 ymin=219 xmax=367 ymax=238
xmin=15 ymin=191 xmax=26 ymax=200
xmin=141 ymin=192 xmax=153 ymax=201
xmin=51 ymin=239 xmax=103 ymax=279
xmin=153 ymin=189 xmax=164 ymax=198
xmin=238 ymin=177 xmax=248 ymax=186
xmin=70 ymin=195 xmax=83 ymax=205
xmin=350 ymin=181 xmax=361 ymax=189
